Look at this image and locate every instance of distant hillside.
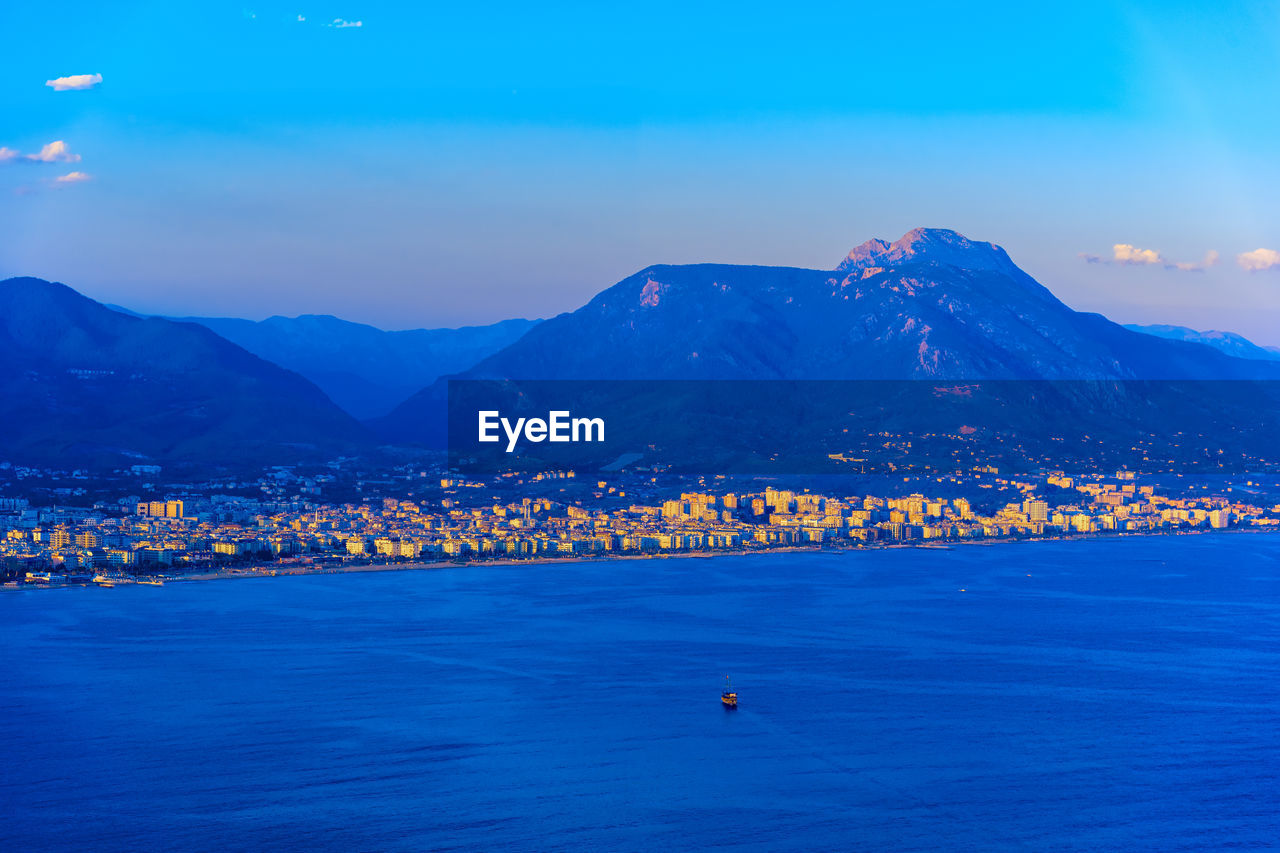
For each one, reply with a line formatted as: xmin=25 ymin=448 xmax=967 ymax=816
xmin=0 ymin=277 xmax=371 ymax=468
xmin=170 ymin=313 xmax=540 ymax=419
xmin=1124 ymin=324 xmax=1280 ymax=362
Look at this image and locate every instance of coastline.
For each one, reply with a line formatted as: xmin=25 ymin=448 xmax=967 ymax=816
xmin=7 ymin=526 xmax=1275 ymax=590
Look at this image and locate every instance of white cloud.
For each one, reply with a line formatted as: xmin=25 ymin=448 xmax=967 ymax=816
xmin=45 ymin=73 xmax=102 ymax=91
xmin=0 ymin=140 xmax=83 ymax=165
xmin=26 ymin=140 xmax=81 ymax=163
xmin=328 ymin=18 xmax=362 ymax=27
xmin=8 ymin=170 xmax=93 ymax=194
xmin=1174 ymin=250 xmax=1219 ymax=272
xmin=1237 ymin=248 xmax=1280 ymax=272
xmin=1080 ymin=243 xmax=1217 ymax=272
xmin=1113 ymin=243 xmax=1164 ymax=266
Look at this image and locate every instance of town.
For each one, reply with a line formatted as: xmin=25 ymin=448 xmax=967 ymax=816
xmin=4 ymin=461 xmax=1278 ymax=587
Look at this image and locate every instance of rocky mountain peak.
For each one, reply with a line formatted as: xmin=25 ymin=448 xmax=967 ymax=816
xmin=836 ymin=227 xmax=1019 ymax=277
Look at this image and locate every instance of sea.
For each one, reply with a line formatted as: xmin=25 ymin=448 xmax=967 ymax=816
xmin=2 ymin=534 xmax=1278 ymax=851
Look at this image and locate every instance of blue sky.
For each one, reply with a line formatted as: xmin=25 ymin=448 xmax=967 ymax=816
xmin=2 ymin=1 xmax=1279 ymax=341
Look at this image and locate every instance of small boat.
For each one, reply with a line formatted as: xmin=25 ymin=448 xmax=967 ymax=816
xmin=721 ymin=675 xmax=738 ymax=710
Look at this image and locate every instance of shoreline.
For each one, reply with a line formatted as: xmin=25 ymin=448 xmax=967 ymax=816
xmin=6 ymin=526 xmax=1276 ymax=590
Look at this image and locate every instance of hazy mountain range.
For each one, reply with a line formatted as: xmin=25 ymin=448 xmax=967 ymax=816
xmin=6 ymin=227 xmax=1279 ymax=467
xmin=0 ymin=277 xmax=370 ymax=467
xmin=173 ymin=314 xmax=539 ymax=419
xmin=1123 ymin=324 xmax=1280 ymax=362
xmin=107 ymin=308 xmax=541 ymax=419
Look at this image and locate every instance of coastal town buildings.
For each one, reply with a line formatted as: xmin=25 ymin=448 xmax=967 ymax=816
xmin=3 ymin=467 xmax=1277 ymax=585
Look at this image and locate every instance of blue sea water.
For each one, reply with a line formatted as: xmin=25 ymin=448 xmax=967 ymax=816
xmin=2 ymin=535 xmax=1279 ymax=851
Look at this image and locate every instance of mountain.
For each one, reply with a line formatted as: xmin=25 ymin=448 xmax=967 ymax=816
xmin=1124 ymin=324 xmax=1280 ymax=362
xmin=417 ymin=227 xmax=1277 ymax=382
xmin=377 ymin=227 xmax=1280 ymax=445
xmin=0 ymin=277 xmax=371 ymax=467
xmin=168 ymin=314 xmax=540 ymax=419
